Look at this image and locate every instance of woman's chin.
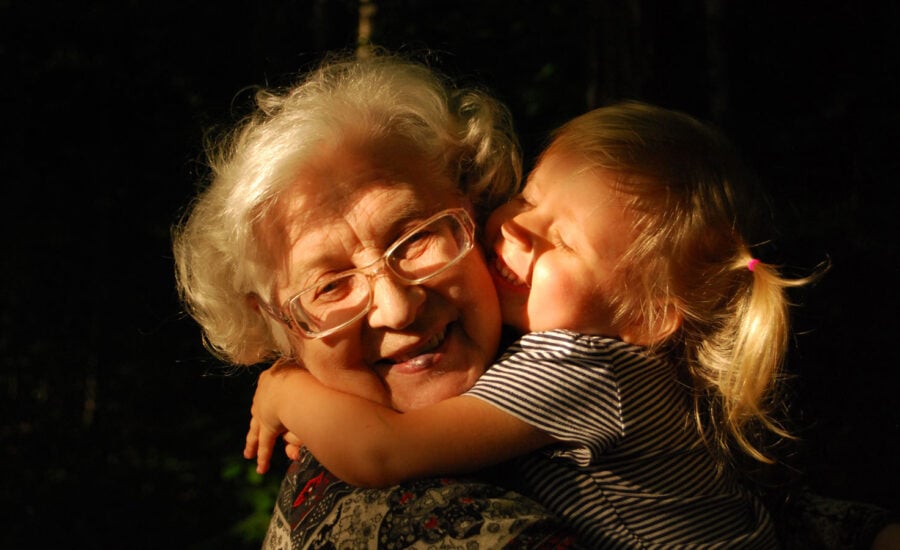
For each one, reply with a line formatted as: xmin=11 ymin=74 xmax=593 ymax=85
xmin=393 ymin=373 xmax=478 ymax=411
xmin=377 ymin=321 xmax=486 ymax=410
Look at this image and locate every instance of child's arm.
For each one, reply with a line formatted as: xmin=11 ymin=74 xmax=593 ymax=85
xmin=244 ymin=366 xmax=556 ymax=487
xmin=242 ymin=359 xmax=311 ymax=474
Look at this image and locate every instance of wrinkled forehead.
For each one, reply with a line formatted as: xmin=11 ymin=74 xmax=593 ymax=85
xmin=280 ymin=181 xmax=428 ymax=251
xmin=254 ymin=139 xmax=463 ymax=286
xmin=288 ymin=137 xmax=452 ymax=222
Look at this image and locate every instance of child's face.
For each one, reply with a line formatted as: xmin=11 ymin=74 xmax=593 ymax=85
xmin=485 ymin=151 xmax=635 ymax=339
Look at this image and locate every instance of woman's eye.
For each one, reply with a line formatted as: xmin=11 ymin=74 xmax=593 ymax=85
xmin=405 ymin=229 xmax=432 ymax=244
xmin=398 ymin=230 xmax=436 ymax=259
xmin=313 ymin=277 xmax=352 ymax=302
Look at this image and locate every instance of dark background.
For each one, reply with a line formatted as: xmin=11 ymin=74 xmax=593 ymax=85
xmin=2 ymin=1 xmax=898 ymax=548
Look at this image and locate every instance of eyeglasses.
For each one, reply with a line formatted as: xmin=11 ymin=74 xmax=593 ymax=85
xmin=259 ymin=208 xmax=475 ymax=339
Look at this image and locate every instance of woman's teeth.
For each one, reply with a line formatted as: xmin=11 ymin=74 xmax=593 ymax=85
xmin=422 ymin=328 xmax=446 ymax=353
xmin=392 ymin=327 xmax=447 ymax=364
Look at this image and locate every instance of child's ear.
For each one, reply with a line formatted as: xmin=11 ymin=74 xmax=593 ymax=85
xmin=620 ymin=302 xmax=682 ymax=346
xmin=651 ymin=303 xmax=683 ymax=343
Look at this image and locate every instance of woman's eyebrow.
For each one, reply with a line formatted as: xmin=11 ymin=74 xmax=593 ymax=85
xmin=379 ymin=206 xmax=440 ymax=239
xmin=291 ymin=206 xmax=435 ymax=277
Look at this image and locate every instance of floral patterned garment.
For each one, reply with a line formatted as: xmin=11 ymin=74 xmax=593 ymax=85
xmin=263 ymin=450 xmax=898 ymax=549
xmin=263 ymin=449 xmax=581 ymax=549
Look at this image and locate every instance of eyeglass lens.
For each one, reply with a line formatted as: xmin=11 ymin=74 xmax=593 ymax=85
xmin=290 ymin=211 xmax=471 ymax=334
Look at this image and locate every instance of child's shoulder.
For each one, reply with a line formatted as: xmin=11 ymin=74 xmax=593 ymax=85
xmin=518 ymin=329 xmax=637 ymax=351
xmin=499 ymin=330 xmax=669 ymax=380
xmin=500 ymin=327 xmax=628 ymax=349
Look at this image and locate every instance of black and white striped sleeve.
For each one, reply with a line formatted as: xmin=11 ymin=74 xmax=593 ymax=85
xmin=466 ymin=330 xmax=628 ymax=464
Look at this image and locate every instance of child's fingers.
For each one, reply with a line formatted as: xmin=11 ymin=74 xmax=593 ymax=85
xmin=244 ymin=416 xmax=261 ymax=459
xmin=282 ymin=431 xmax=304 ymax=461
xmin=244 ymin=416 xmax=277 ymax=474
xmin=285 ymin=443 xmax=301 ymax=461
xmin=255 ymin=424 xmax=280 ymax=474
xmin=282 ymin=431 xmax=303 ymax=447
xmin=256 ymin=438 xmax=272 ymax=474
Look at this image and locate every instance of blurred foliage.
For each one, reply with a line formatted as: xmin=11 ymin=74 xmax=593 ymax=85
xmin=222 ymin=456 xmax=284 ymax=545
xmin=2 ymin=0 xmax=898 ymax=547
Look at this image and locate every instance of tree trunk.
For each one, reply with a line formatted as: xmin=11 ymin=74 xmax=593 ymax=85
xmin=357 ymin=0 xmax=377 ymax=59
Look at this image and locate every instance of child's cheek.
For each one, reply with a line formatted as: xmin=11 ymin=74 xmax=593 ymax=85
xmin=526 ymin=265 xmax=578 ymax=331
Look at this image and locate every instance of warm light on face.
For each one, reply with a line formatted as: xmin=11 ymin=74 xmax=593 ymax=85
xmin=258 ymin=208 xmax=475 ymax=338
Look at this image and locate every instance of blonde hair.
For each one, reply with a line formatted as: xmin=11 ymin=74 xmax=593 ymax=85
xmin=172 ymin=50 xmax=521 ymax=365
xmin=545 ymin=101 xmax=819 ymax=464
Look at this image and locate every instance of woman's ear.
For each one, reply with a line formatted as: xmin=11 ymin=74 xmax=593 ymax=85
xmin=246 ymin=292 xmax=262 ymax=313
xmin=248 ymin=292 xmax=299 ymax=362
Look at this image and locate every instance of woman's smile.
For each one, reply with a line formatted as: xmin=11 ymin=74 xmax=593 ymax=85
xmin=374 ymin=324 xmax=449 ymax=371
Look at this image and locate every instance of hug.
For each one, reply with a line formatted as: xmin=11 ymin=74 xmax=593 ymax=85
xmin=174 ymin=50 xmax=898 ymax=549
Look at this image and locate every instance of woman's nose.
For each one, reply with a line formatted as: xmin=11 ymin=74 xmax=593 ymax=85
xmin=367 ymin=273 xmax=426 ymax=330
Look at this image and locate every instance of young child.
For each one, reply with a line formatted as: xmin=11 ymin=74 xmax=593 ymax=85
xmin=245 ymin=102 xmax=814 ymax=547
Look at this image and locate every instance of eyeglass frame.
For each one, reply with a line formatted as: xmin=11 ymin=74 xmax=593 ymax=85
xmin=256 ymin=207 xmax=476 ymax=339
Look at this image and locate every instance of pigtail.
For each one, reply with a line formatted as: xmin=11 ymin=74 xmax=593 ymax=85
xmin=697 ymin=257 xmax=798 ymax=463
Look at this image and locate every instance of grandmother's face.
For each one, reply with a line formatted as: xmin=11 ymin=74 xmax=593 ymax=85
xmin=269 ymin=140 xmax=501 ymax=411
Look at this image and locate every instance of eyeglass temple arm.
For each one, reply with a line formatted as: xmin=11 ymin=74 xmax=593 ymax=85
xmin=250 ymin=292 xmax=294 ymax=328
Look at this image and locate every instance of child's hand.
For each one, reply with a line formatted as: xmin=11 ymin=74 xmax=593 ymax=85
xmin=243 ymin=358 xmax=302 ymax=474
xmin=244 ymin=410 xmax=282 ymax=474
xmin=283 ymin=431 xmax=304 ymax=461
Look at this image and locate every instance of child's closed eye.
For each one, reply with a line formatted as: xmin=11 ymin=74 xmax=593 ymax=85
xmin=551 ymin=232 xmax=574 ymax=252
xmin=512 ymin=194 xmax=534 ymax=209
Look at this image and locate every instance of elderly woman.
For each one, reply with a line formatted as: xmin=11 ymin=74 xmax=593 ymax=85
xmin=173 ymin=51 xmax=578 ymax=548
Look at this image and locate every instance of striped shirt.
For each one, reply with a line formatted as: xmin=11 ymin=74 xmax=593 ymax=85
xmin=466 ymin=330 xmax=777 ymax=549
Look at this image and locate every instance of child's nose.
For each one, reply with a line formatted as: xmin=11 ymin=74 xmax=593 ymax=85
xmin=499 ymin=218 xmax=533 ymax=250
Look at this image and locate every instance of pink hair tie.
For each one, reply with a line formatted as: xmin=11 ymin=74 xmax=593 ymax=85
xmin=747 ymin=258 xmax=760 ymax=272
